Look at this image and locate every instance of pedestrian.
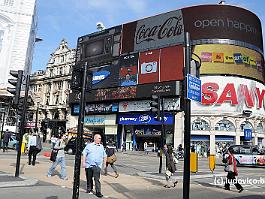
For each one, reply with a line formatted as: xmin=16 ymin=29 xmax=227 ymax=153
xmin=2 ymin=129 xmax=11 ymax=152
xmin=82 ymin=134 xmax=107 ymax=198
xmin=144 ymin=141 xmax=148 ymax=154
xmin=104 ymin=139 xmax=119 ymax=178
xmin=51 ymin=135 xmax=58 ymax=149
xmin=164 ymin=144 xmax=178 ymax=188
xmin=47 ymin=134 xmax=68 ymax=180
xmin=28 ymin=132 xmax=38 ymax=166
xmin=224 ymin=148 xmax=244 ymax=193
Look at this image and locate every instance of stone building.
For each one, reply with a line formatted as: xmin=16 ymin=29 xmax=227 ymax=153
xmin=29 ymin=39 xmax=75 ymax=139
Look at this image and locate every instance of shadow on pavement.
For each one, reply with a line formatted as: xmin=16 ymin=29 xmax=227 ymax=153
xmin=227 ymin=196 xmax=265 ymax=199
xmin=46 ymin=196 xmax=58 ymax=199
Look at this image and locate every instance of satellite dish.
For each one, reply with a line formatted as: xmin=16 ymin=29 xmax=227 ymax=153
xmin=96 ymin=22 xmax=105 ymax=31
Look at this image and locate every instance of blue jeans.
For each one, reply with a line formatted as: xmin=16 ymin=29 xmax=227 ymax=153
xmin=48 ymin=156 xmax=67 ymax=179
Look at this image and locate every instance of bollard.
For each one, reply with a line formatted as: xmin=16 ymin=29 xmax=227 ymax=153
xmin=209 ymin=154 xmax=215 ymax=173
xmin=190 ymin=152 xmax=198 ymax=173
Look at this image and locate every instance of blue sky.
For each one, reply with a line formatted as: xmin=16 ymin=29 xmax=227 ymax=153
xmin=32 ymin=0 xmax=265 ymax=72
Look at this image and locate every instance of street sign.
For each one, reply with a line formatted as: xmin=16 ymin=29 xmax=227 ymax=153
xmin=187 ymin=74 xmax=202 ymax=102
xmin=244 ymin=128 xmax=252 ymax=140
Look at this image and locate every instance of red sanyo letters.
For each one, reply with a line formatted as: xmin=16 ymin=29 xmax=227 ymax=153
xmin=202 ymin=82 xmax=265 ymax=108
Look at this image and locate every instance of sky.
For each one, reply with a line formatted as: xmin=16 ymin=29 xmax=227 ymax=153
xmin=32 ymin=0 xmax=265 ymax=72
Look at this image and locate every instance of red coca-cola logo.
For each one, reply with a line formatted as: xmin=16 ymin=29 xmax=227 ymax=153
xmin=135 ymin=16 xmax=183 ymax=44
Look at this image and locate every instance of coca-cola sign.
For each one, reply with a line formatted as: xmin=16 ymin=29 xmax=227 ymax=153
xmin=134 ymin=10 xmax=184 ymax=52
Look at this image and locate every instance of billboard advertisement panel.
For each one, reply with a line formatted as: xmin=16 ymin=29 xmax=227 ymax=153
xmin=121 ymin=5 xmax=263 ymax=54
xmin=182 ymin=5 xmax=263 ymax=52
xmin=191 ymin=76 xmax=265 ymax=116
xmin=192 ymin=44 xmax=264 ymax=82
xmin=121 ymin=10 xmax=184 ymax=53
xmin=69 ymin=81 xmax=180 ymax=103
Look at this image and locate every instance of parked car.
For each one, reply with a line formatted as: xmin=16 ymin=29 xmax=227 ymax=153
xmin=223 ymin=145 xmax=265 ymax=166
xmin=8 ymin=135 xmax=18 ymax=150
xmin=64 ymin=137 xmax=91 ymax=155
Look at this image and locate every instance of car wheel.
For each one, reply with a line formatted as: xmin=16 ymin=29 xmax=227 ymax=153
xmin=67 ymin=148 xmax=73 ymax=155
xmin=236 ymin=159 xmax=240 ymax=166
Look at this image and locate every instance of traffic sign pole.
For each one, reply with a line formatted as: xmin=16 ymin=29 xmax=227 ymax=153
xmin=183 ymin=32 xmax=191 ymax=199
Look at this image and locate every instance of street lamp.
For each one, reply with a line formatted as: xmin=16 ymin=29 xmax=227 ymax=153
xmin=35 ymin=97 xmax=41 ymax=131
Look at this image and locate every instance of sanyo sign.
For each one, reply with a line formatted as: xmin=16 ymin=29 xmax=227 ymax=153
xmin=192 ymin=76 xmax=265 ymax=115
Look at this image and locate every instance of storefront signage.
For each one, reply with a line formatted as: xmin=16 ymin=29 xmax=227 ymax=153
xmin=84 ymin=117 xmax=105 ymax=125
xmin=118 ymin=113 xmax=174 ymax=125
xmin=71 ymin=103 xmax=118 ymax=115
xmin=84 ymin=114 xmax=116 ymax=126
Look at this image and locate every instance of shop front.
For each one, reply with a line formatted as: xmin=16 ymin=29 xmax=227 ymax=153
xmin=117 ymin=113 xmax=174 ymax=151
xmin=83 ymin=114 xmax=117 ymax=146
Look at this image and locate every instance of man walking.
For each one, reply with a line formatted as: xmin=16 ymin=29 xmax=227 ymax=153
xmin=2 ymin=129 xmax=11 ymax=152
xmin=82 ymin=134 xmax=107 ymax=198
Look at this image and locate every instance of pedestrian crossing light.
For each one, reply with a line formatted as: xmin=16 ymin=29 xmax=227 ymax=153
xmin=7 ymin=70 xmax=23 ymax=106
xmin=150 ymin=95 xmax=161 ymax=121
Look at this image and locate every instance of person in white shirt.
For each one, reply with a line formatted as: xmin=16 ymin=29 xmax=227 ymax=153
xmin=28 ymin=132 xmax=38 ymax=166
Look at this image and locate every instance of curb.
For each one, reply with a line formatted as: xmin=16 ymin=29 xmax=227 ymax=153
xmin=0 ymin=174 xmax=38 ymax=188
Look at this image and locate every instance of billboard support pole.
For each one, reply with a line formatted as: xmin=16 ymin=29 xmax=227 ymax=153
xmin=183 ymin=32 xmax=191 ymax=199
xmin=72 ymin=62 xmax=87 ymax=199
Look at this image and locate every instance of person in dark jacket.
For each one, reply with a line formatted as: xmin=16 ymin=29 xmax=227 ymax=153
xmin=224 ymin=148 xmax=243 ymax=192
xmin=104 ymin=139 xmax=119 ymax=178
xmin=164 ymin=144 xmax=178 ymax=188
xmin=2 ymin=129 xmax=11 ymax=152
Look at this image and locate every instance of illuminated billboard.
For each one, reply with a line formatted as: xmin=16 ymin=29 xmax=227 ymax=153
xmin=192 ymin=76 xmax=265 ymax=116
xmin=192 ymin=44 xmax=264 ymax=82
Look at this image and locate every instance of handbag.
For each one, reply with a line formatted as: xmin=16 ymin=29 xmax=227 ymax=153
xmin=107 ymin=154 xmax=117 ymax=164
xmin=50 ymin=149 xmax=58 ymax=162
xmin=224 ymin=157 xmax=234 ymax=172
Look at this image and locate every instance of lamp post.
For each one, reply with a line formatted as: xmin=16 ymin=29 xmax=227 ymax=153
xmin=35 ymin=97 xmax=40 ymax=132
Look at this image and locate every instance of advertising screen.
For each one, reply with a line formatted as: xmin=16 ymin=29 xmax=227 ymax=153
xmin=192 ymin=44 xmax=264 ymax=82
xmin=191 ymin=76 xmax=265 ymax=116
xmin=182 ymin=5 xmax=263 ymax=52
xmin=121 ymin=10 xmax=184 ymax=53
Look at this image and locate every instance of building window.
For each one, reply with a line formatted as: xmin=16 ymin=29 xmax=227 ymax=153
xmin=50 ymin=69 xmax=53 ymax=77
xmin=46 ymin=96 xmax=50 ymax=105
xmin=240 ymin=121 xmax=253 ymax=131
xmin=256 ymin=123 xmax=263 ymax=133
xmin=59 ymin=67 xmax=63 ymax=75
xmin=215 ymin=119 xmax=235 ymax=131
xmin=54 ymin=95 xmax=59 ymax=105
xmin=61 ymin=55 xmax=65 ymax=63
xmin=58 ymin=81 xmax=63 ymax=90
xmin=192 ymin=119 xmax=210 ymax=131
xmin=4 ymin=0 xmax=14 ymax=6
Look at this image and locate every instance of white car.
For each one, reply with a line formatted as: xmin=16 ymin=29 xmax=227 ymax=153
xmin=223 ymin=145 xmax=265 ymax=166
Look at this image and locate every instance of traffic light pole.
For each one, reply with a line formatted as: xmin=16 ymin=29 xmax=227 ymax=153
xmin=183 ymin=32 xmax=191 ymax=199
xmin=15 ymin=75 xmax=30 ymax=177
xmin=72 ymin=63 xmax=88 ymax=199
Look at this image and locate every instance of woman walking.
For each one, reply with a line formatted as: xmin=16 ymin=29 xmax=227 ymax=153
xmin=104 ymin=139 xmax=119 ymax=178
xmin=164 ymin=144 xmax=178 ymax=188
xmin=224 ymin=148 xmax=243 ymax=192
xmin=47 ymin=134 xmax=68 ymax=180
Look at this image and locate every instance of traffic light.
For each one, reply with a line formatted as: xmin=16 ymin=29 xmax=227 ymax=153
xmin=150 ymin=95 xmax=161 ymax=121
xmin=71 ymin=67 xmax=83 ymax=91
xmin=85 ymin=70 xmax=93 ymax=92
xmin=7 ymin=70 xmax=23 ymax=106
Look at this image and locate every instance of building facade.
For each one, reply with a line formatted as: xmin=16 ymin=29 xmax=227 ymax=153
xmin=69 ymin=4 xmax=265 ymax=154
xmin=0 ymin=0 xmax=37 ymax=89
xmin=0 ymin=0 xmax=37 ymax=133
xmin=29 ymin=39 xmax=75 ymax=139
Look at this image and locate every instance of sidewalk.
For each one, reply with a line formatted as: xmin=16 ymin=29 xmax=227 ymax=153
xmin=0 ymin=151 xmax=172 ymax=199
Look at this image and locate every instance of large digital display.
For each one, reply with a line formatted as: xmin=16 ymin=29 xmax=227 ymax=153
xmin=192 ymin=44 xmax=264 ymax=82
xmin=182 ymin=5 xmax=263 ymax=51
xmin=76 ymin=25 xmax=122 ymax=67
xmin=191 ymin=76 xmax=265 ymax=116
xmin=121 ymin=5 xmax=263 ymax=54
